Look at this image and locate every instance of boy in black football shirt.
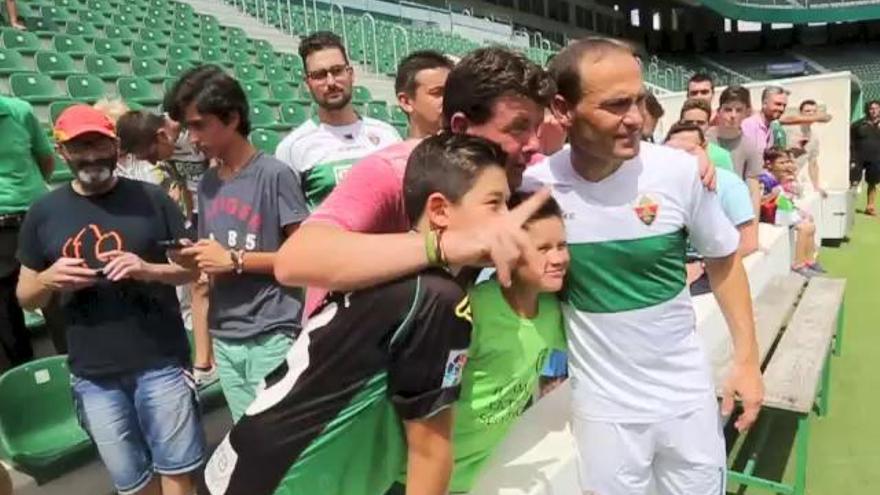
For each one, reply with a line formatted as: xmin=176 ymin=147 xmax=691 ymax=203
xmin=200 ymin=133 xmax=513 ymax=495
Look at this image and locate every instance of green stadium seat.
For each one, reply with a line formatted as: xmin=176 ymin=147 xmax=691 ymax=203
xmin=141 ymin=29 xmax=171 ymax=47
xmin=118 ymin=76 xmax=162 ymax=105
xmin=256 ymin=50 xmax=277 ymax=67
xmin=253 ymin=39 xmax=273 ymax=54
xmin=49 ymin=99 xmax=77 ymax=124
xmin=24 ymin=16 xmax=61 ymax=39
xmin=172 ymin=31 xmax=199 ymax=48
xmin=264 ymin=64 xmax=290 ymax=81
xmin=66 ymin=21 xmax=99 ymax=41
xmin=390 ymin=105 xmax=407 ymax=124
xmin=85 ymin=54 xmax=126 ymax=81
xmin=269 ymin=82 xmax=299 ymax=103
xmin=166 ymin=44 xmax=195 ymax=62
xmin=279 ymin=102 xmax=308 ymax=127
xmin=66 ymin=74 xmax=106 ymax=103
xmin=143 ymin=16 xmax=172 ymax=35
xmin=166 ymin=60 xmax=193 ymax=79
xmin=131 ymin=57 xmax=166 ymax=83
xmin=249 ymin=128 xmax=281 ymax=154
xmin=105 ymin=26 xmax=138 ymax=45
xmin=228 ymin=37 xmax=254 ymax=54
xmin=55 ymin=0 xmax=83 ymax=12
xmin=94 ymin=37 xmax=132 ymax=61
xmin=131 ymin=41 xmax=164 ymax=61
xmin=366 ymin=102 xmax=391 ymax=122
xmin=226 ymin=27 xmax=247 ymax=41
xmin=2 ymin=29 xmax=42 ymax=55
xmin=234 ymin=64 xmax=264 ymax=83
xmin=227 ymin=48 xmax=251 ymax=66
xmin=392 ymin=122 xmax=407 ymax=138
xmin=39 ymin=5 xmax=74 ymax=25
xmin=79 ymin=10 xmax=110 ymax=28
xmin=35 ymin=51 xmax=81 ymax=79
xmin=163 ymin=77 xmax=177 ymax=94
xmin=249 ymin=102 xmax=287 ymax=131
xmin=172 ymin=19 xmax=196 ymax=34
xmin=353 ymin=85 xmax=372 ymax=104
xmin=11 ymin=72 xmax=65 ymax=104
xmin=242 ymin=81 xmax=274 ymax=104
xmin=111 ymin=13 xmax=137 ymax=27
xmin=200 ymin=33 xmax=223 ymax=48
xmin=200 ymin=46 xmax=229 ymax=66
xmin=0 ymin=48 xmax=29 ymax=76
xmin=0 ymin=356 xmax=94 ymax=481
xmin=53 ymin=34 xmax=91 ymax=59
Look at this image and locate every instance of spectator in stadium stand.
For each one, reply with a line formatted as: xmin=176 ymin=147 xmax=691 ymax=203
xmin=706 ymin=85 xmax=764 ymax=217
xmin=687 ymin=72 xmax=722 ymax=125
xmin=0 ymin=94 xmax=54 ymax=371
xmin=168 ymin=66 xmax=310 ymax=422
xmin=15 ymin=105 xmax=204 ymax=495
xmin=116 ymin=110 xmax=217 ymax=386
xmin=849 ymin=99 xmax=880 ymax=215
xmin=665 ymin=122 xmax=758 ymax=294
xmin=641 ymin=92 xmax=663 ymax=142
xmin=785 ymin=99 xmax=828 ymax=198
xmin=394 ymin=50 xmax=454 ymax=139
xmin=200 ymin=134 xmax=510 ymax=495
xmin=525 ymin=37 xmax=761 ymax=495
xmin=4 ymin=0 xmax=25 ymax=29
xmin=680 ymin=97 xmax=735 ymax=172
xmin=275 ymin=31 xmax=401 ymax=209
xmin=275 ymin=46 xmax=556 ymax=317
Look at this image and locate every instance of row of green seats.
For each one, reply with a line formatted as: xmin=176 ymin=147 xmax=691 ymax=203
xmin=9 ymin=71 xmax=162 ymax=105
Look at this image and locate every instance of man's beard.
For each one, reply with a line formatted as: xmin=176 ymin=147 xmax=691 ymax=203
xmin=319 ymin=91 xmax=352 ymax=111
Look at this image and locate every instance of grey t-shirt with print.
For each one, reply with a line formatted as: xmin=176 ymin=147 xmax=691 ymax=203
xmin=198 ymin=152 xmax=309 ymax=340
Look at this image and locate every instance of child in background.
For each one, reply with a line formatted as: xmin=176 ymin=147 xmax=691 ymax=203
xmin=761 ymin=147 xmax=825 ymax=277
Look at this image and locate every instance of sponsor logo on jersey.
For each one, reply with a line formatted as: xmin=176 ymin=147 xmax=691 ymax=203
xmin=442 ymin=349 xmax=468 ymax=388
xmin=634 ymin=194 xmax=660 ymax=225
xmin=455 ymin=296 xmax=472 ymax=323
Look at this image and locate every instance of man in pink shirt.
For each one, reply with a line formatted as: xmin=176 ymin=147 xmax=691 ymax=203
xmin=275 ymin=47 xmax=556 ymax=315
xmin=741 ymin=86 xmax=788 ymax=153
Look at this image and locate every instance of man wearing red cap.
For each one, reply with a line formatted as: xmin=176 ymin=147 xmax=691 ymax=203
xmin=15 ymin=105 xmax=206 ymax=495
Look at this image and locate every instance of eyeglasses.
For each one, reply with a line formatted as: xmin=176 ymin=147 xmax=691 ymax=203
xmin=307 ymin=64 xmax=351 ymax=82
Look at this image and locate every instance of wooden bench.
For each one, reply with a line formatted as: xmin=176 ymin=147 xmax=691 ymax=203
xmin=720 ymin=274 xmax=846 ymax=495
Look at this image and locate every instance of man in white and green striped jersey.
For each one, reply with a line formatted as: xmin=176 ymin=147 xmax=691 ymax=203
xmin=523 ymin=38 xmax=764 ymax=495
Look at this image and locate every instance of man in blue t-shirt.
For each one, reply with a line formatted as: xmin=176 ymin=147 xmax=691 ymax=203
xmin=666 ymin=121 xmax=757 ymax=295
xmin=16 ymin=105 xmax=205 ymax=495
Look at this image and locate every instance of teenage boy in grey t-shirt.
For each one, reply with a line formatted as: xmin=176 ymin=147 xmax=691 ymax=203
xmin=171 ymin=66 xmax=309 ymax=421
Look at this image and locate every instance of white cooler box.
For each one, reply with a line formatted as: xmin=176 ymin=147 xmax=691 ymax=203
xmin=820 ymin=189 xmax=855 ymax=240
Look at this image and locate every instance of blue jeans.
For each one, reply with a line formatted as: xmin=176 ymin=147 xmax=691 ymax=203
xmin=72 ymin=365 xmax=206 ymax=494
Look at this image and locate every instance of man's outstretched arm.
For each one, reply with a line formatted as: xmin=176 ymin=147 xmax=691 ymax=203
xmin=704 ymin=252 xmax=764 ymax=432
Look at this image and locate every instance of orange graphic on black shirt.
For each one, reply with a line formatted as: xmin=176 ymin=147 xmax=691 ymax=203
xmin=62 ymin=224 xmax=124 ymax=260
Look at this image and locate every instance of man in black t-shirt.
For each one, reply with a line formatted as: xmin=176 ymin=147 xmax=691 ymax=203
xmin=15 ymin=105 xmax=205 ymax=495
xmin=850 ymin=99 xmax=880 ymax=215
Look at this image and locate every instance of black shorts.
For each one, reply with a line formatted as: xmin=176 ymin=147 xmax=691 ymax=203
xmin=850 ymin=161 xmax=880 ymax=186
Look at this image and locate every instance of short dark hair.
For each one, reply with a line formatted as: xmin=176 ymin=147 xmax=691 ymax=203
xmin=645 ymin=93 xmax=664 ymax=119
xmin=549 ymin=36 xmax=636 ymax=105
xmin=442 ymin=46 xmax=555 ymax=129
xmin=116 ymin=110 xmax=165 ymax=155
xmin=799 ymin=99 xmax=817 ymax=112
xmin=165 ymin=64 xmax=251 ymax=136
xmin=680 ymin=98 xmax=712 ymax=120
xmin=688 ymin=72 xmax=714 ymax=90
xmin=865 ymin=99 xmax=880 ymax=115
xmin=763 ymin=146 xmax=790 ymax=164
xmin=665 ymin=121 xmax=705 ymax=144
xmin=719 ymin=85 xmax=752 ymax=109
xmin=395 ymin=50 xmax=453 ymax=96
xmin=508 ymin=191 xmax=562 ymax=226
xmin=298 ymin=31 xmax=348 ymax=69
xmin=403 ymin=132 xmax=507 ymax=225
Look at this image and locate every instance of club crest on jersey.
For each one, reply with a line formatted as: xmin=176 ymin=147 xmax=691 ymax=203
xmin=634 ymin=194 xmax=660 ymax=225
xmin=442 ymin=350 xmax=468 ymax=388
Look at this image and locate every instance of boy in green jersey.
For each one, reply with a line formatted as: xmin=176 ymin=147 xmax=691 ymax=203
xmin=390 ymin=192 xmax=569 ymax=494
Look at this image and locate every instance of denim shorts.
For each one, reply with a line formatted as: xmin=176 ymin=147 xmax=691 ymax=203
xmin=72 ymin=365 xmax=206 ymax=494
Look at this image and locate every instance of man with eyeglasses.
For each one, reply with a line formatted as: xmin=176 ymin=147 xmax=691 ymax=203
xmin=275 ymin=31 xmax=401 ymax=209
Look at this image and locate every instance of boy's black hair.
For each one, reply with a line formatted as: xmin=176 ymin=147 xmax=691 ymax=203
xmin=394 ymin=50 xmax=453 ymax=96
xmin=298 ymin=31 xmax=349 ymax=69
xmin=688 ymin=72 xmax=714 ymax=89
xmin=404 ymin=132 xmax=507 ymax=225
xmin=799 ymin=99 xmax=817 ymax=112
xmin=763 ymin=146 xmax=790 ymax=164
xmin=508 ymin=191 xmax=563 ymax=225
xmin=165 ymin=64 xmax=251 ymax=136
xmin=719 ymin=85 xmax=752 ymax=109
xmin=116 ymin=110 xmax=165 ymax=155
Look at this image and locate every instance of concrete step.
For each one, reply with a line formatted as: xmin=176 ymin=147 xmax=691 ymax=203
xmin=178 ymin=0 xmax=396 ymax=102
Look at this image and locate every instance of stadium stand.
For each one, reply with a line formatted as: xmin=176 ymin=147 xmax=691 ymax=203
xmin=795 ymin=42 xmax=880 ymax=101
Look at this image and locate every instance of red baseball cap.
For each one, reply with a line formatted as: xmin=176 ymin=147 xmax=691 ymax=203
xmin=53 ymin=104 xmax=117 ymax=143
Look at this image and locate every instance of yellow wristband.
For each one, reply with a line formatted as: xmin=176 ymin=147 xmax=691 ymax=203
xmin=425 ymin=230 xmax=440 ymax=266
